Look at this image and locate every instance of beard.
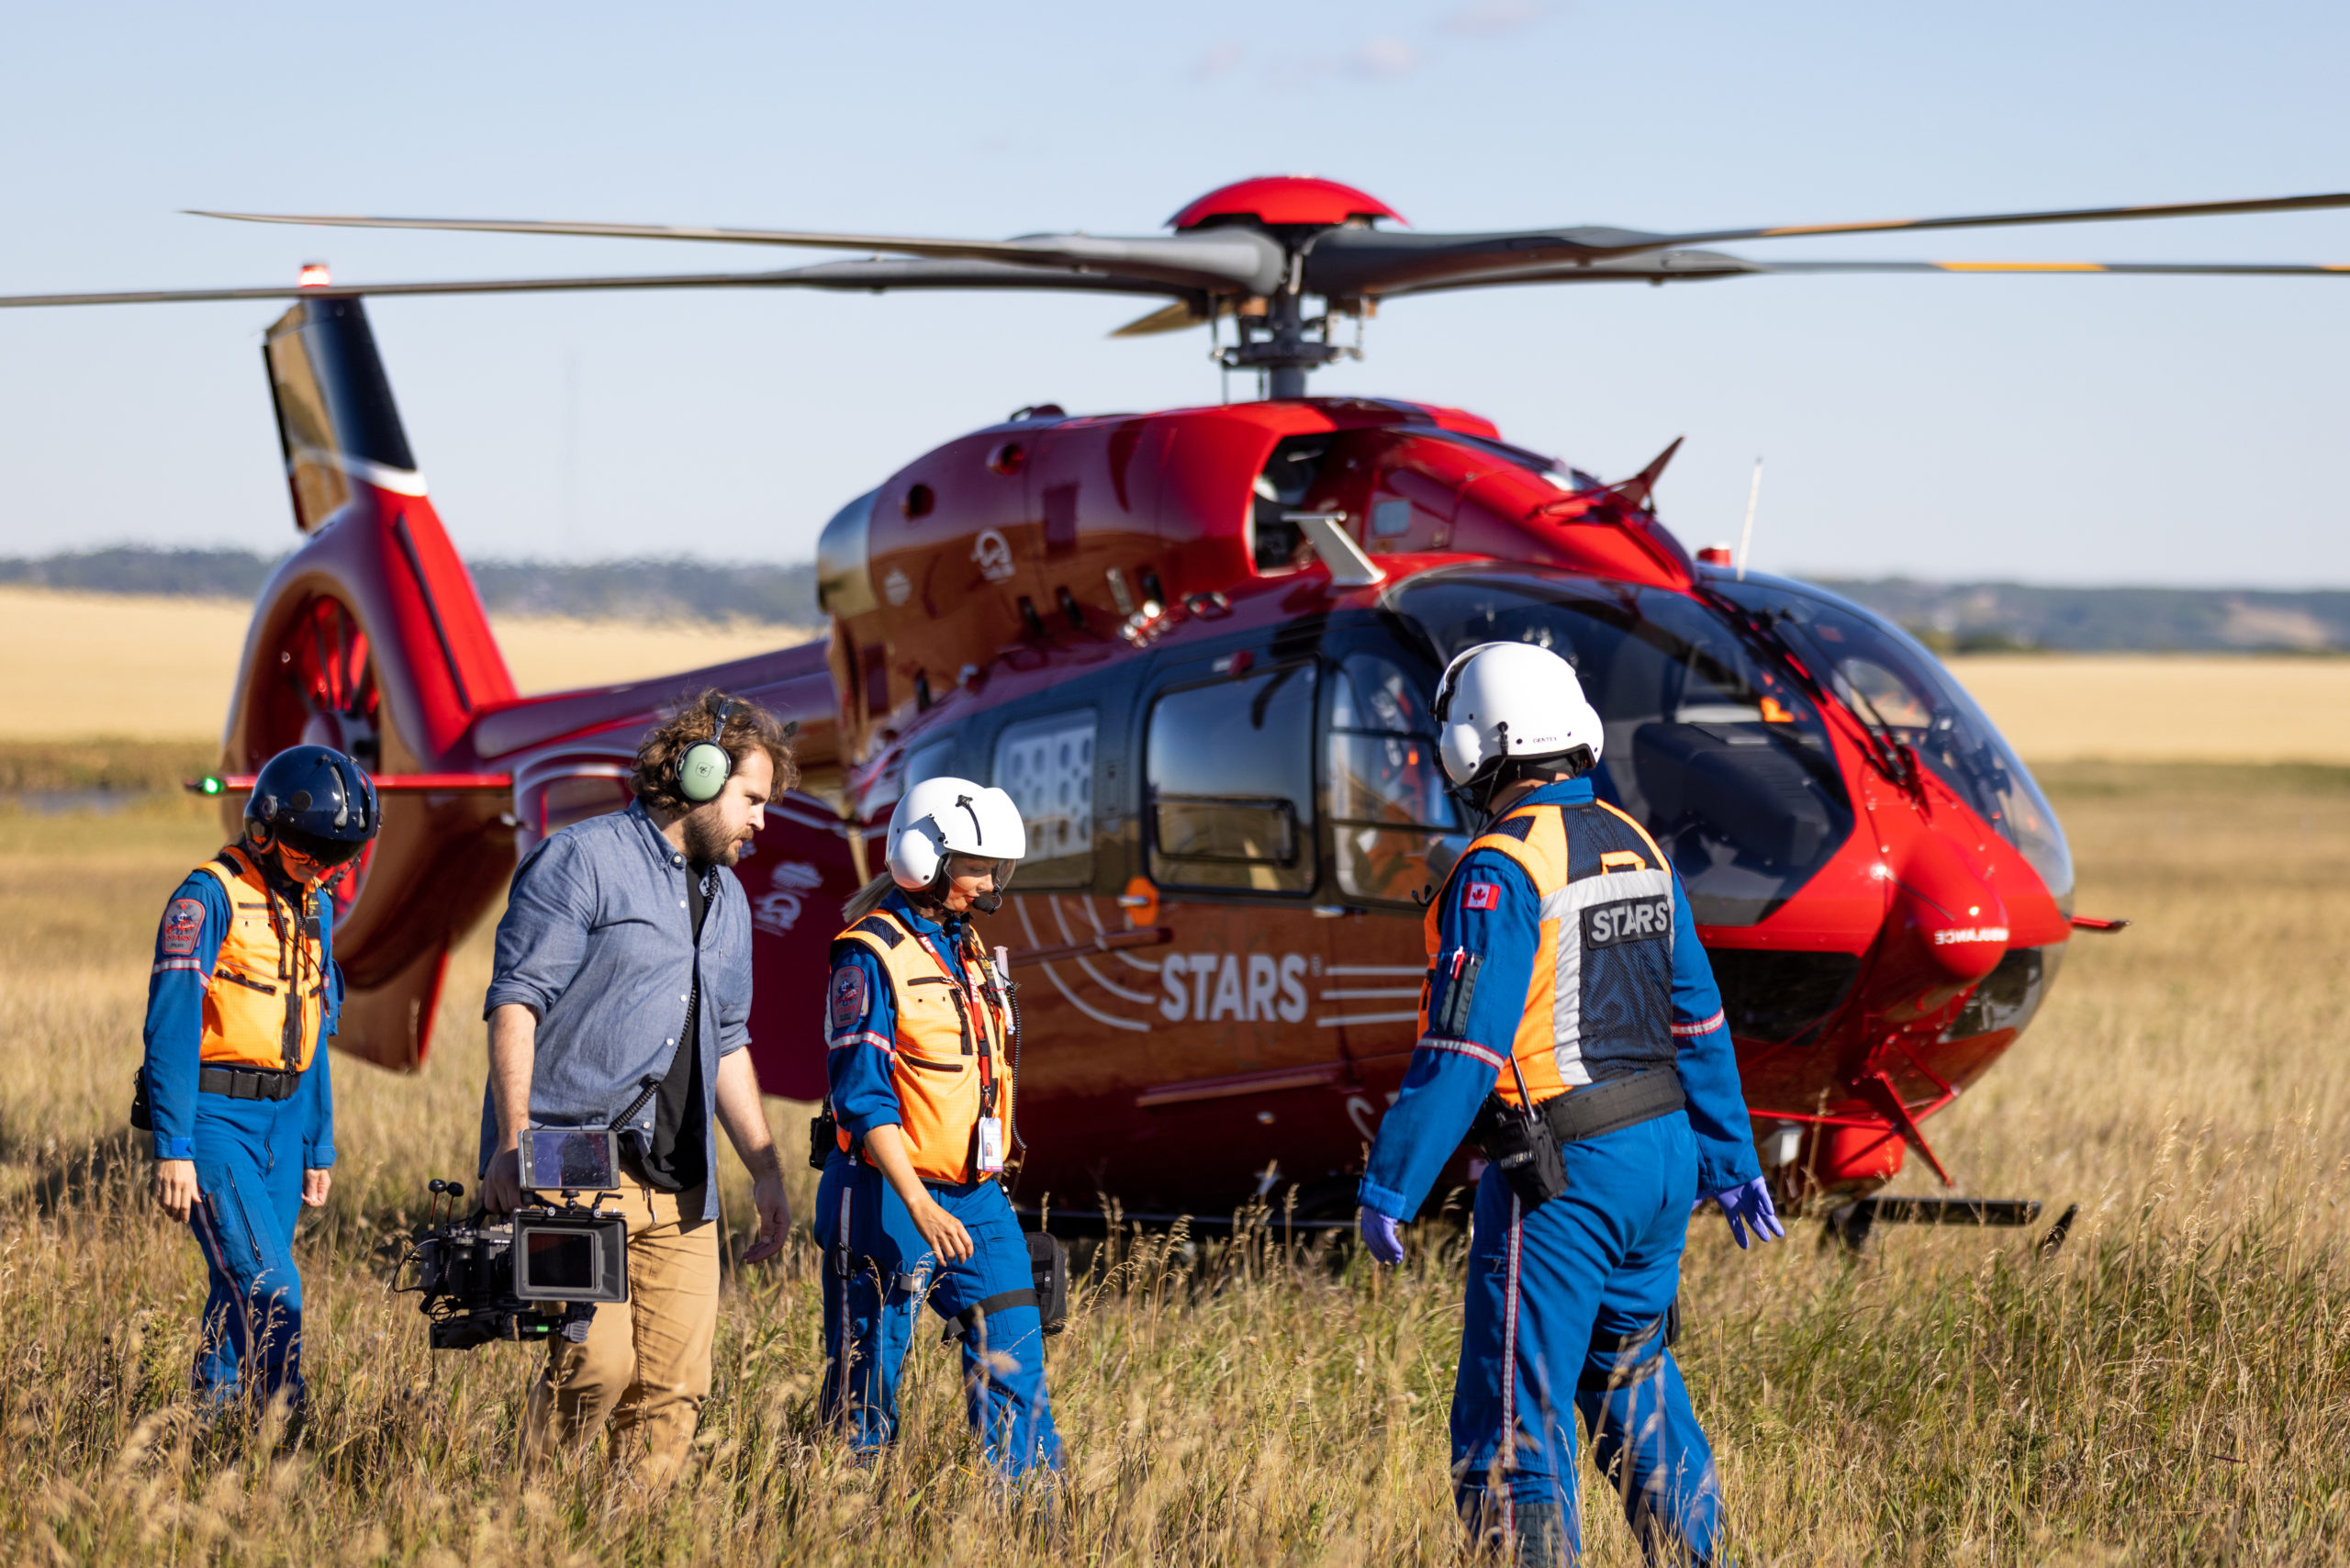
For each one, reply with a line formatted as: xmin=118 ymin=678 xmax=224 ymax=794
xmin=682 ymin=807 xmax=744 ymax=868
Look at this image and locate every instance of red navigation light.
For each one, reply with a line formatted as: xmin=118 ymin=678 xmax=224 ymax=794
xmin=1696 ymin=543 xmax=1735 ymax=566
xmin=297 ymin=263 xmax=331 ymax=288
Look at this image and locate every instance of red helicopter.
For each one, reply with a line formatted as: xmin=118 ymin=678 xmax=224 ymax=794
xmin=10 ymin=174 xmax=2346 ymax=1230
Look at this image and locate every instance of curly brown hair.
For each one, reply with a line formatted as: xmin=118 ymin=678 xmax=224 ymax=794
xmin=632 ymin=689 xmax=800 ymax=812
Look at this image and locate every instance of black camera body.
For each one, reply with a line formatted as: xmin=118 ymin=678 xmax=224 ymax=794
xmin=397 ymin=1127 xmax=632 ymax=1350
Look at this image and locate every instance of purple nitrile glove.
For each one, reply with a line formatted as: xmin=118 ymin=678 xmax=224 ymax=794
xmin=1706 ymin=1178 xmax=1786 ymax=1249
xmin=1358 ymin=1206 xmax=1405 ymax=1265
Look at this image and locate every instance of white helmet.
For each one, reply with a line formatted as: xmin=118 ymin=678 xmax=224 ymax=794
xmin=886 ymin=776 xmax=1027 ymax=902
xmin=1433 ymin=641 xmax=1605 ymax=793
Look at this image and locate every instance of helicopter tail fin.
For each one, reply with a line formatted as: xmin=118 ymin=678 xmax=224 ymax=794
xmin=214 ymin=296 xmax=520 ymax=1070
xmin=263 ymin=296 xmax=425 ymax=532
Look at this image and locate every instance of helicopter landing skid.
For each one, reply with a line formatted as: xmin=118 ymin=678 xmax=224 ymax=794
xmin=1824 ymin=1196 xmax=2079 ymax=1258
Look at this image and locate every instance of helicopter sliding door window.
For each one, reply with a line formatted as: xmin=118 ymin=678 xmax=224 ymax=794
xmin=1325 ymin=654 xmax=1460 ymax=904
xmin=1147 ymin=664 xmax=1318 ymax=894
xmin=992 ymin=711 xmax=1096 ymax=890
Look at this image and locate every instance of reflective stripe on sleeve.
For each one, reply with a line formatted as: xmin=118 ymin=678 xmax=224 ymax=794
xmin=1671 ymin=1010 xmax=1726 ymax=1038
xmin=827 ymin=1030 xmax=894 ymax=1053
xmin=1416 ymin=1035 xmax=1509 ymax=1071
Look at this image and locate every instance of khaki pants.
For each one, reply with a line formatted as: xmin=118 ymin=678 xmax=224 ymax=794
xmin=526 ymin=1170 xmax=719 ymax=1480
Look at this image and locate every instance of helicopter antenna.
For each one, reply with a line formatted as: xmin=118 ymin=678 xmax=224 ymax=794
xmin=1736 ymin=457 xmax=1763 ymax=581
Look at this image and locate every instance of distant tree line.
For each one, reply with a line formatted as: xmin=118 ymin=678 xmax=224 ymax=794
xmin=1815 ymin=578 xmax=2350 ymax=654
xmin=1 ymin=547 xmax=2343 ymax=651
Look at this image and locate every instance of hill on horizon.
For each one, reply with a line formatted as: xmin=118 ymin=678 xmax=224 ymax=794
xmin=3 ymin=547 xmax=2344 ymax=653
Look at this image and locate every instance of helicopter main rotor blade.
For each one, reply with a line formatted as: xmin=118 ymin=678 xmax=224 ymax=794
xmin=1369 ymin=249 xmax=2350 ymax=297
xmin=0 ymin=258 xmax=1204 ymax=310
xmin=1761 ymin=259 xmax=2350 ymax=276
xmin=189 ymin=209 xmax=1287 ymax=296
xmin=1306 ymin=189 xmax=2350 ymax=298
xmin=1370 ymin=248 xmax=1772 ymax=296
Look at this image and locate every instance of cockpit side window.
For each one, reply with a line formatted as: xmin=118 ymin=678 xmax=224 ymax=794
xmin=1393 ymin=568 xmax=1854 ymax=925
xmin=1325 ymin=653 xmax=1460 ymax=905
xmin=1710 ymin=576 xmax=2075 ymax=908
xmin=1147 ymin=663 xmax=1319 ymax=894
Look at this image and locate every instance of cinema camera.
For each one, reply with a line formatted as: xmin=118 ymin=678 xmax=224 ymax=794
xmin=396 ymin=1126 xmax=632 ymax=1350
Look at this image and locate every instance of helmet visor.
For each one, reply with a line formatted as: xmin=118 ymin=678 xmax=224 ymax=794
xmin=278 ymin=825 xmax=369 ymax=868
xmin=944 ymin=853 xmax=1016 ymax=895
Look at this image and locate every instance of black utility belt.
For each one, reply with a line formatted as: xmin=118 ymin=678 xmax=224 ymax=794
xmin=1470 ymin=1068 xmax=1685 ymax=1208
xmin=197 ymin=1064 xmax=302 ymax=1102
xmin=1526 ymin=1068 xmax=1686 ymax=1146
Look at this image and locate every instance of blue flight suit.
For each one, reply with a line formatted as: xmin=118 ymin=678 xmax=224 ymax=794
xmin=814 ymin=890 xmax=1063 ymax=1477
xmin=140 ymin=862 xmax=340 ymax=1412
xmin=1360 ymin=778 xmax=1761 ymax=1563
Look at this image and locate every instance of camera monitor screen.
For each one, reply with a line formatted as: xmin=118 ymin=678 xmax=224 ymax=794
xmin=520 ymin=1126 xmax=619 ymax=1192
xmin=512 ymin=1215 xmax=630 ymax=1304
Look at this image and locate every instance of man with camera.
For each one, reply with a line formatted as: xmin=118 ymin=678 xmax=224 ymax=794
xmin=480 ymin=690 xmax=795 ymax=1478
xmin=139 ymin=743 xmax=379 ymax=1417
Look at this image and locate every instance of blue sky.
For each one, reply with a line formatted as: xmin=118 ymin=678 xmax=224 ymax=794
xmin=3 ymin=1 xmax=2346 ymax=585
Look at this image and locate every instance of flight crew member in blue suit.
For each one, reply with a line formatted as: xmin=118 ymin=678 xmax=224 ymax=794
xmin=1357 ymin=643 xmax=1785 ymax=1567
xmin=814 ymin=775 xmax=1064 ymax=1477
xmin=139 ymin=745 xmax=378 ymax=1416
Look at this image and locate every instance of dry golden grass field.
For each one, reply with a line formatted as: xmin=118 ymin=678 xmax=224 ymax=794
xmin=0 ymin=750 xmax=2344 ymax=1565
xmin=0 ymin=587 xmax=817 ymax=740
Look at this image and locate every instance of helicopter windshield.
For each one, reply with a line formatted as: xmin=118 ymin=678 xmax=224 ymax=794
xmin=1707 ymin=573 xmax=2075 ymax=909
xmin=1390 ymin=566 xmax=1854 ymax=925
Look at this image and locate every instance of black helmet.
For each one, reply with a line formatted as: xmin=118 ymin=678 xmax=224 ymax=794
xmin=245 ymin=745 xmax=381 ymax=867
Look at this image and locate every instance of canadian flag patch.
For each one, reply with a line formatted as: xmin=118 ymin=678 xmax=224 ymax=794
xmin=1462 ymin=881 xmax=1501 ymax=912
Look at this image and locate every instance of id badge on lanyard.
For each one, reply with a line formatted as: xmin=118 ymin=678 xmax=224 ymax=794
xmin=977 ymin=1115 xmax=1005 ymax=1174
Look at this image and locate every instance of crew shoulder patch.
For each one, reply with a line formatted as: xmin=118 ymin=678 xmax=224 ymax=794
xmin=1461 ymin=880 xmax=1502 ymax=912
xmin=161 ymin=897 xmax=206 ymax=957
xmin=850 ymin=915 xmax=905 ymax=948
xmin=829 ymin=964 xmax=869 ymax=1035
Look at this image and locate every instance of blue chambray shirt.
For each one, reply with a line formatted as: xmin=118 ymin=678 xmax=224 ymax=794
xmin=480 ymin=799 xmax=753 ymax=1220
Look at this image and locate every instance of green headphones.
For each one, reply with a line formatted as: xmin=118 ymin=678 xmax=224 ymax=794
xmin=676 ymin=697 xmax=742 ymax=804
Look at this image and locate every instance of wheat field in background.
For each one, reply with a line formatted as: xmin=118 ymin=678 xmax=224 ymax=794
xmin=0 ymin=760 xmax=2344 ymax=1564
xmin=0 ymin=587 xmax=818 ymax=740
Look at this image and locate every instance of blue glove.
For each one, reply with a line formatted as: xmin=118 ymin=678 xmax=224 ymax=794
xmin=1358 ymin=1206 xmax=1405 ymax=1265
xmin=1706 ymin=1178 xmax=1785 ymax=1249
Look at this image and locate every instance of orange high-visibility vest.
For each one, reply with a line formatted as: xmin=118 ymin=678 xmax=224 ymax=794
xmin=833 ymin=908 xmax=1013 ymax=1184
xmin=189 ymin=844 xmax=329 ymax=1074
xmin=1419 ymin=797 xmax=1679 ymax=1108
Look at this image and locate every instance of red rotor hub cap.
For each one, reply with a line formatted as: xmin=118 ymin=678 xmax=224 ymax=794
xmin=1168 ymin=176 xmax=1404 ymax=230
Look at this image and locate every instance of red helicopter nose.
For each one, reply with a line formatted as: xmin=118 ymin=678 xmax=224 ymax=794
xmin=1891 ymin=836 xmax=2011 ymax=985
